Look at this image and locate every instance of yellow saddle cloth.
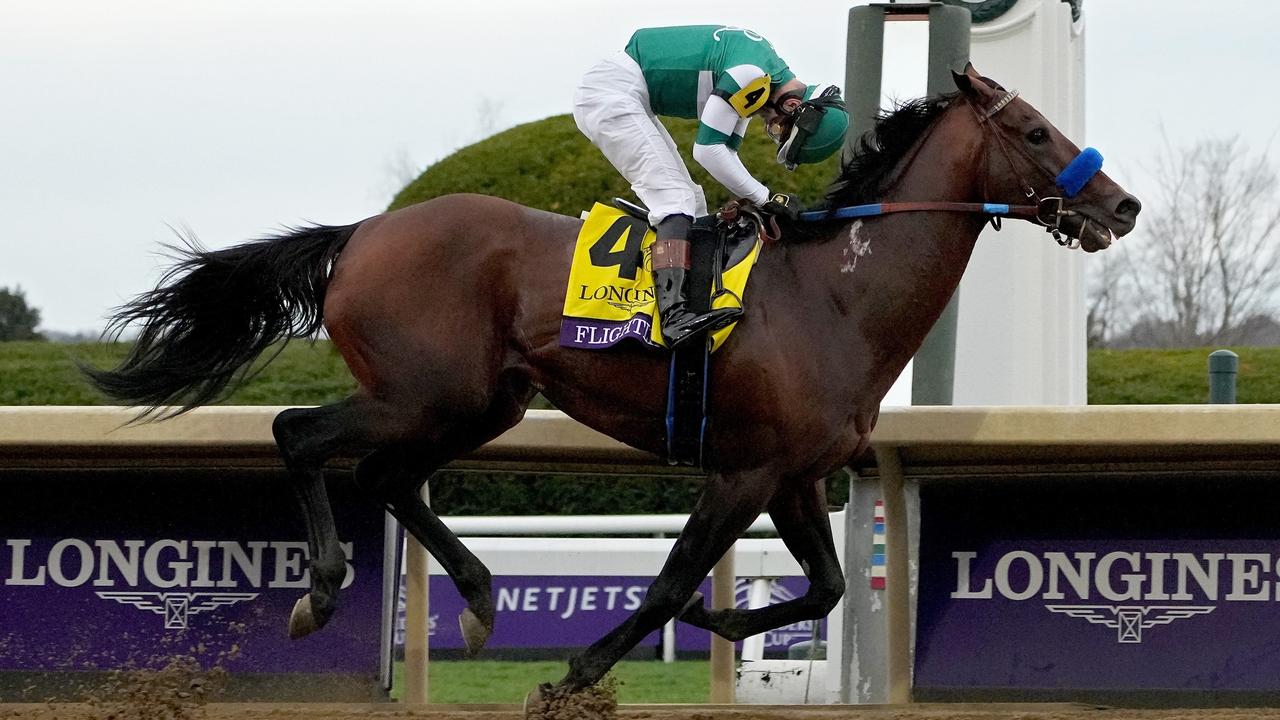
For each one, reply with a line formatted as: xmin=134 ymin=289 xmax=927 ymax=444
xmin=560 ymin=204 xmax=761 ymax=352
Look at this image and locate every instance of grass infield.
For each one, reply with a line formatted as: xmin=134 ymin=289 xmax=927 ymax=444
xmin=390 ymin=659 xmax=709 ymax=704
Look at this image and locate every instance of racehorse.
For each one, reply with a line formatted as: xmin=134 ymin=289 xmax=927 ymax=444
xmin=85 ymin=66 xmax=1139 ymax=694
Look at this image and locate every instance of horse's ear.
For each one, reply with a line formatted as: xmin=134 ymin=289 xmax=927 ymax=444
xmin=953 ymin=62 xmax=990 ymax=96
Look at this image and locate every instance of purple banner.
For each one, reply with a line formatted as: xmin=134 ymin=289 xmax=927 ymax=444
xmin=916 ymin=474 xmax=1280 ymax=692
xmin=559 ymin=315 xmax=659 ymax=351
xmin=397 ymin=575 xmax=823 ymax=653
xmin=0 ymin=468 xmax=386 ymax=676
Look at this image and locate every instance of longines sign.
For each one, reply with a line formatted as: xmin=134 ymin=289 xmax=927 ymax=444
xmin=0 ymin=468 xmax=386 ymax=678
xmin=4 ymin=537 xmax=354 ymax=630
xmin=915 ymin=474 xmax=1280 ymax=693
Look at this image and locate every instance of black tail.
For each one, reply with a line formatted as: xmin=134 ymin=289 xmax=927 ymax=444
xmin=83 ymin=223 xmax=359 ymax=415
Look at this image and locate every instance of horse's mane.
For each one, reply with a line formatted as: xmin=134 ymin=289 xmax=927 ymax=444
xmin=825 ymin=92 xmax=958 ymax=208
xmin=777 ymin=92 xmax=959 ymax=244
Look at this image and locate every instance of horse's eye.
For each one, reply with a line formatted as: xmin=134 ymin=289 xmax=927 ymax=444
xmin=1027 ymin=128 xmax=1049 ymax=145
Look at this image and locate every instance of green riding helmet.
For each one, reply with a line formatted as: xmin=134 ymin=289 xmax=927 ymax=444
xmin=775 ymin=84 xmax=849 ymax=170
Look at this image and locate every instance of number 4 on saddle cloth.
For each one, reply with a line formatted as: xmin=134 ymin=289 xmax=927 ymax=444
xmin=560 ymin=200 xmax=763 ymax=466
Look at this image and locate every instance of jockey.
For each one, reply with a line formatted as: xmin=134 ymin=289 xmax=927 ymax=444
xmin=574 ymin=25 xmax=849 ymax=348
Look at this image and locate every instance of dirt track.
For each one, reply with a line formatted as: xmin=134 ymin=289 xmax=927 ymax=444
xmin=10 ymin=704 xmax=1280 ymax=720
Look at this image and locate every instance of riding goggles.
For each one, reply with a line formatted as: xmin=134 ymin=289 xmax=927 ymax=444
xmin=773 ymin=87 xmax=846 ymax=169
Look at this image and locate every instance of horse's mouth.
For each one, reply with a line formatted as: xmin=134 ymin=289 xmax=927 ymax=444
xmin=1058 ymin=213 xmax=1117 ymax=253
xmin=1079 ymin=222 xmax=1113 ymax=253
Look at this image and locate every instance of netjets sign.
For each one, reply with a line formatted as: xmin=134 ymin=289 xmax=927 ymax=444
xmin=947 ymin=549 xmax=1280 ymax=643
xmin=4 ymin=537 xmax=354 ymax=631
xmin=407 ymin=575 xmax=823 ymax=651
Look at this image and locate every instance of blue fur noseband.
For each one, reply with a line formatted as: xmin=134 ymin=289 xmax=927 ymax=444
xmin=1055 ymin=147 xmax=1103 ymax=198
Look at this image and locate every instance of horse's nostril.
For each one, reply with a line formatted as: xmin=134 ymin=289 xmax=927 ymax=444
xmin=1116 ymin=196 xmax=1142 ymax=219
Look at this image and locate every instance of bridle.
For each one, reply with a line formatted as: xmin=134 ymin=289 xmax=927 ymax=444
xmin=795 ymin=85 xmax=1105 ymax=249
xmin=971 ymin=88 xmax=1101 ymax=248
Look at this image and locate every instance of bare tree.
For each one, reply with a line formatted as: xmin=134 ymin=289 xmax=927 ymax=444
xmin=380 ymin=145 xmax=424 ymax=201
xmin=1086 ymin=250 xmax=1134 ymax=347
xmin=474 ymin=97 xmax=506 ymax=139
xmin=1112 ymin=135 xmax=1280 ymax=347
xmin=379 ymin=97 xmax=508 ymax=203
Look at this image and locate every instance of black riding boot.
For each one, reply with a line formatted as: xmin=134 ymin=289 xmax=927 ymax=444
xmin=652 ymin=215 xmax=743 ymax=348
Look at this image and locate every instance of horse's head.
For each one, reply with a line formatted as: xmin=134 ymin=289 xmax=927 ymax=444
xmin=952 ymin=65 xmax=1140 ymax=252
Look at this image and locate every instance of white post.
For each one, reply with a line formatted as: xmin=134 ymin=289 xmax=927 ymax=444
xmin=824 ymin=504 xmax=846 ymax=703
xmin=953 ymin=0 xmax=1088 ymax=405
xmin=709 ymin=549 xmax=736 ymax=703
xmin=739 ymin=577 xmax=773 ymax=661
xmin=402 ymin=485 xmax=430 ymax=704
xmin=877 ymin=447 xmax=911 ymax=704
xmin=656 ymin=531 xmax=677 ymax=664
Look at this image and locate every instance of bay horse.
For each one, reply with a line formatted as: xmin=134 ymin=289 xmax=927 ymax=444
xmin=86 ymin=67 xmax=1139 ymax=693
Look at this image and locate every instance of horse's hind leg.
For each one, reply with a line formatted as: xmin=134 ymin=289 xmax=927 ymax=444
xmin=356 ymin=445 xmax=496 ymax=654
xmin=678 ymin=480 xmax=845 ymax=641
xmin=272 ymin=399 xmax=388 ymax=638
xmin=355 ymin=380 xmax=533 ymax=653
xmin=557 ymin=469 xmax=776 ymax=691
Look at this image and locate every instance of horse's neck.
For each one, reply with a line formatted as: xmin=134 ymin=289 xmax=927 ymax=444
xmin=789 ymin=110 xmax=989 ymax=401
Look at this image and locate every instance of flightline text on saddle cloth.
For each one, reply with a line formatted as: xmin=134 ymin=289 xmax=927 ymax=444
xmin=560 ymin=204 xmax=759 ymax=351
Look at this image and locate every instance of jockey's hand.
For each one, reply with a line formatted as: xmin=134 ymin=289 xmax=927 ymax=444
xmin=762 ymin=192 xmax=802 ymax=222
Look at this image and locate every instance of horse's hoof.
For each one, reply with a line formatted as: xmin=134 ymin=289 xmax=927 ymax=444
xmin=459 ymin=607 xmax=492 ymax=655
xmin=288 ymin=594 xmax=318 ymax=639
xmin=522 ymin=682 xmax=549 ymax=717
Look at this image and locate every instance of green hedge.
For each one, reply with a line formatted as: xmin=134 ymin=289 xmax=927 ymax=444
xmin=13 ymin=341 xmax=1276 ymax=408
xmin=1087 ymin=347 xmax=1280 ymax=404
xmin=0 ymin=341 xmax=356 ymax=407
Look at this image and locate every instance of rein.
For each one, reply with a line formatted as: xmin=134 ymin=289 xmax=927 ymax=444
xmin=797 ymin=88 xmax=1103 ymax=248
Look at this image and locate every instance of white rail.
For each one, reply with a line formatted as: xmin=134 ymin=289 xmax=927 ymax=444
xmin=442 ymin=514 xmax=779 ymax=536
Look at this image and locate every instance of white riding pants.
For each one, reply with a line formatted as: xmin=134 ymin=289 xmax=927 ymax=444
xmin=573 ymin=51 xmax=708 ymax=227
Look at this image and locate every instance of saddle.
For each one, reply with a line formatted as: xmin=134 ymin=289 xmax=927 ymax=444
xmin=614 ymin=198 xmax=769 ymax=467
xmin=613 ymin=197 xmax=763 ymax=325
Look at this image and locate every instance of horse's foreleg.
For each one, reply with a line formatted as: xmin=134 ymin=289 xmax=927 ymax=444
xmin=355 ymin=444 xmax=496 ymax=654
xmin=557 ymin=469 xmax=777 ymax=690
xmin=678 ymin=480 xmax=844 ymax=641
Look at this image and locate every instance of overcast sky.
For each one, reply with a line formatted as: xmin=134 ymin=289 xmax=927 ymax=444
xmin=4 ymin=0 xmax=1277 ymax=333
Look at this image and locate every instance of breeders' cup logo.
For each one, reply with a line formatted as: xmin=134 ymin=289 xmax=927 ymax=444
xmin=950 ymin=549 xmax=1275 ymax=644
xmin=97 ymin=592 xmax=259 ymax=630
xmin=4 ymin=538 xmax=354 ymax=632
